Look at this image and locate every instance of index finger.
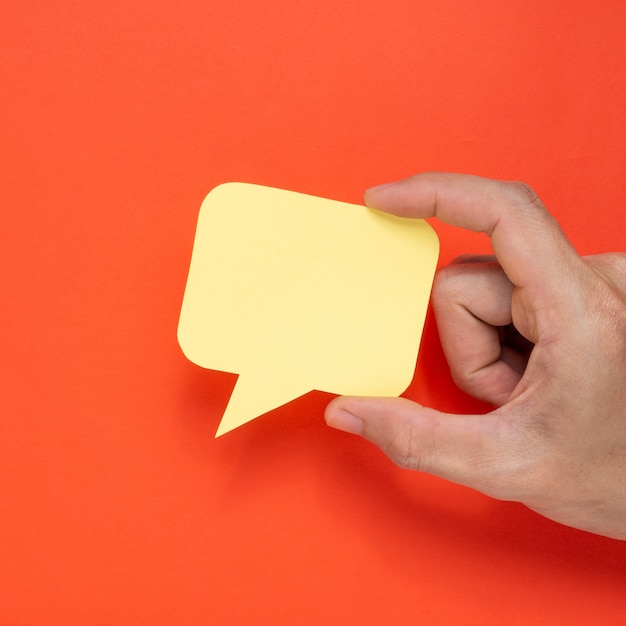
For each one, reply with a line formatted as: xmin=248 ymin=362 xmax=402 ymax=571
xmin=364 ymin=173 xmax=581 ymax=297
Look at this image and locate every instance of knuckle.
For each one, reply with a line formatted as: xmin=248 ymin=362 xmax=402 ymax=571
xmin=609 ymin=251 xmax=626 ymax=274
xmin=596 ymin=283 xmax=626 ymax=355
xmin=449 ymin=368 xmax=477 ymax=397
xmin=382 ymin=426 xmax=432 ymax=473
xmin=502 ymin=180 xmax=543 ymax=208
xmin=431 ymin=265 xmax=463 ymax=305
xmin=581 ymin=254 xmax=626 ymax=347
xmin=431 ymin=261 xmax=501 ymax=312
xmin=384 ymin=437 xmax=414 ymax=470
xmin=588 ymin=252 xmax=626 ymax=285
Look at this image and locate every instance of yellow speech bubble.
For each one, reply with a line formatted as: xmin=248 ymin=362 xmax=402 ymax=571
xmin=178 ymin=183 xmax=439 ymax=436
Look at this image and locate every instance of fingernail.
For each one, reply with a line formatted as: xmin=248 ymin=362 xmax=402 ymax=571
xmin=326 ymin=408 xmax=364 ymax=435
xmin=365 ymin=181 xmax=398 ymax=195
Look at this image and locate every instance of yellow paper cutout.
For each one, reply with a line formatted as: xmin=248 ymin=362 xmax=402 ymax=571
xmin=177 ymin=183 xmax=439 ymax=436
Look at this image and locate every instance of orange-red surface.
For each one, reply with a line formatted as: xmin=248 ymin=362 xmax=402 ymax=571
xmin=2 ymin=2 xmax=625 ymax=624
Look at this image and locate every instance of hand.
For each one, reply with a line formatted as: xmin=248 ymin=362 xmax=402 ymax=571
xmin=325 ymin=173 xmax=626 ymax=540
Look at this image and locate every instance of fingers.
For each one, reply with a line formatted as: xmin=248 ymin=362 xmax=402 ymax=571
xmin=324 ymin=395 xmax=517 ymax=499
xmin=364 ymin=173 xmax=581 ymax=304
xmin=432 ymin=259 xmax=527 ymax=405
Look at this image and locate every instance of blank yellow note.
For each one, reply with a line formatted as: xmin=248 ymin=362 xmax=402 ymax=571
xmin=177 ymin=183 xmax=439 ymax=436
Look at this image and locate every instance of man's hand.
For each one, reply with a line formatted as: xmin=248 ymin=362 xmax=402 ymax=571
xmin=325 ymin=173 xmax=626 ymax=540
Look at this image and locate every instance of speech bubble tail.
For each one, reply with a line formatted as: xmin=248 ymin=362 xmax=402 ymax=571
xmin=215 ymin=374 xmax=309 ymax=437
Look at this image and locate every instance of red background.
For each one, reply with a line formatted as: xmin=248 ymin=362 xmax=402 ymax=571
xmin=2 ymin=1 xmax=625 ymax=624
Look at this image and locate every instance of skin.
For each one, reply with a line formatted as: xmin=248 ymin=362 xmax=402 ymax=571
xmin=325 ymin=173 xmax=626 ymax=540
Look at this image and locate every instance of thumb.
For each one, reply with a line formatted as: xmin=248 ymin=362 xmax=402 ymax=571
xmin=325 ymin=395 xmax=512 ymax=496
